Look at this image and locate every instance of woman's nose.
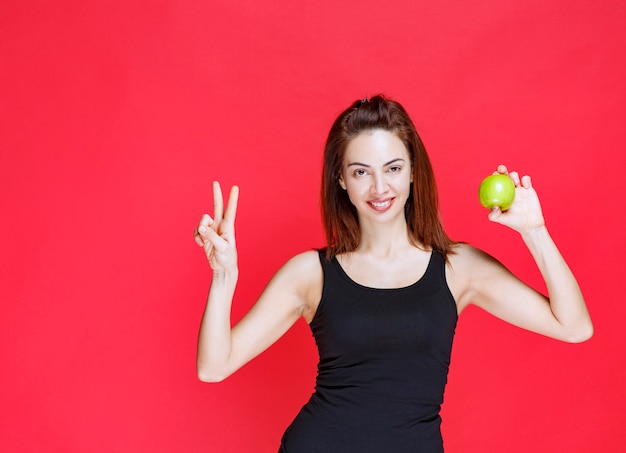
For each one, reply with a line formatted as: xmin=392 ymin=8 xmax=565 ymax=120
xmin=371 ymin=174 xmax=389 ymax=195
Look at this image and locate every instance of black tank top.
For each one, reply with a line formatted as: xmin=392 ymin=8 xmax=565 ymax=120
xmin=280 ymin=250 xmax=458 ymax=452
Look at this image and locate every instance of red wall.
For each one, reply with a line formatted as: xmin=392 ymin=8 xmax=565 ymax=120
xmin=1 ymin=1 xmax=625 ymax=451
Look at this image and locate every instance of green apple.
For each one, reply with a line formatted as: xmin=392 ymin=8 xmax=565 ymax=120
xmin=478 ymin=174 xmax=515 ymax=210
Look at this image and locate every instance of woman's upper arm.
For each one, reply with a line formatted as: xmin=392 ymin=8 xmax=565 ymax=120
xmin=226 ymin=250 xmax=323 ymax=374
xmin=451 ymin=245 xmax=564 ymax=340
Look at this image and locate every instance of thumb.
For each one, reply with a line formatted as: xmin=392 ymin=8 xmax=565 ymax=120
xmin=488 ymin=207 xmax=502 ymax=223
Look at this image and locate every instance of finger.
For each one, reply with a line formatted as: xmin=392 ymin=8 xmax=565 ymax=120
xmin=203 ymin=237 xmax=216 ymax=260
xmin=488 ymin=206 xmax=502 ymax=222
xmin=223 ymin=185 xmax=240 ymax=225
xmin=194 ymin=215 xmax=214 ymax=246
xmin=194 ymin=230 xmax=204 ymax=247
xmin=199 ymin=213 xmax=212 ymax=228
xmin=198 ymin=224 xmax=226 ymax=249
xmin=521 ymin=175 xmax=532 ymax=189
xmin=509 ymin=171 xmax=521 ymax=186
xmin=213 ymin=181 xmax=224 ymax=221
xmin=497 ymin=164 xmax=508 ymax=175
xmin=193 ymin=214 xmax=213 ymax=246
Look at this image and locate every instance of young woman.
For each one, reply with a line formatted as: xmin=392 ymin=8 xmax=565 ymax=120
xmin=193 ymin=95 xmax=593 ymax=452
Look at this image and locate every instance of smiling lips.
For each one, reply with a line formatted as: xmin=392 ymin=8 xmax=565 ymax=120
xmin=368 ymin=198 xmax=394 ymax=211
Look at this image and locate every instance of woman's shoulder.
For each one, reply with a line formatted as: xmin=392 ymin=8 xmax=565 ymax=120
xmin=274 ymin=249 xmax=324 ymax=287
xmin=446 ymin=243 xmax=502 ymax=310
xmin=447 ymin=243 xmax=502 ymax=274
xmin=276 ymin=249 xmax=323 ymax=319
xmin=284 ymin=248 xmax=324 ymax=268
xmin=448 ymin=242 xmax=475 ymax=264
xmin=447 ymin=243 xmax=509 ymax=285
xmin=449 ymin=242 xmax=493 ymax=260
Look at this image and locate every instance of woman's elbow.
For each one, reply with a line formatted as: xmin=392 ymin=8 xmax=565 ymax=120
xmin=197 ymin=363 xmax=230 ymax=383
xmin=564 ymin=322 xmax=594 ymax=343
xmin=198 ymin=371 xmax=224 ymax=383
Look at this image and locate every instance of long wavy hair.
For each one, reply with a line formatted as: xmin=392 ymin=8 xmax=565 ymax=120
xmin=321 ymin=95 xmax=455 ymax=259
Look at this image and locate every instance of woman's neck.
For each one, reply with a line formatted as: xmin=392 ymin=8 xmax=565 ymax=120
xmin=355 ymin=219 xmax=416 ymax=258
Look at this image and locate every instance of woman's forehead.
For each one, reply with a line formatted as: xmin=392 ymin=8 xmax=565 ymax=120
xmin=344 ymin=130 xmax=409 ymax=164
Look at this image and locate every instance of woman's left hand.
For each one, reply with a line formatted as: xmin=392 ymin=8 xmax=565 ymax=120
xmin=487 ymin=164 xmax=546 ymax=234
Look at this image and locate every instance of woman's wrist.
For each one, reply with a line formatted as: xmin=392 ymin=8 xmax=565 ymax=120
xmin=520 ymin=223 xmax=549 ymax=242
xmin=211 ymin=267 xmax=239 ymax=285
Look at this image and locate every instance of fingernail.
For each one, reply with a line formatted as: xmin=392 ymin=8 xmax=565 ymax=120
xmin=199 ymin=226 xmax=206 ymax=234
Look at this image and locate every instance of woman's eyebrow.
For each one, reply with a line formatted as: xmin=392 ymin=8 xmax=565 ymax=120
xmin=384 ymin=158 xmax=406 ymax=166
xmin=347 ymin=158 xmax=406 ymax=167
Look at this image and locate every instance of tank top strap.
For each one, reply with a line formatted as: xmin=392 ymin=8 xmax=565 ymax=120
xmin=317 ymin=248 xmax=335 ymax=277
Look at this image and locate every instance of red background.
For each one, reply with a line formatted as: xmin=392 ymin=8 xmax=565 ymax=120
xmin=1 ymin=1 xmax=625 ymax=451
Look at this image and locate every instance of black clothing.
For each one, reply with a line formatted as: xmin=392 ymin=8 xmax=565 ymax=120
xmin=280 ymin=250 xmax=458 ymax=452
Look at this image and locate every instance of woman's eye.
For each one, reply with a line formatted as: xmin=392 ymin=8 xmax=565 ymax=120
xmin=354 ymin=169 xmax=367 ymax=177
xmin=388 ymin=166 xmax=402 ymax=173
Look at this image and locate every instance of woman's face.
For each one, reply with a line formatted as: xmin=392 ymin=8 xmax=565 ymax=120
xmin=339 ymin=129 xmax=412 ymax=224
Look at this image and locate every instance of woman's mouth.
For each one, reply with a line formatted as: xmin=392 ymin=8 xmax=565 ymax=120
xmin=368 ymin=198 xmax=393 ymax=211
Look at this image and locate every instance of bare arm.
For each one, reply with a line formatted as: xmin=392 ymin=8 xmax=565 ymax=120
xmin=452 ymin=167 xmax=593 ymax=343
xmin=194 ymin=182 xmax=321 ymax=382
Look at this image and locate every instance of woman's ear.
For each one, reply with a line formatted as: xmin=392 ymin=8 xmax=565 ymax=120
xmin=338 ymin=175 xmax=346 ymax=190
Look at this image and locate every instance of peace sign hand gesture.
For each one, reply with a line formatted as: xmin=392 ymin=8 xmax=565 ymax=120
xmin=194 ymin=182 xmax=240 ymax=273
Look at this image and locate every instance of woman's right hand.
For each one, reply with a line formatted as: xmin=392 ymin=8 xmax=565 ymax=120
xmin=194 ymin=182 xmax=239 ymax=273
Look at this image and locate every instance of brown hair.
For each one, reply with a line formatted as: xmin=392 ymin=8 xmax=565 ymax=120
xmin=321 ymin=95 xmax=455 ymax=259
